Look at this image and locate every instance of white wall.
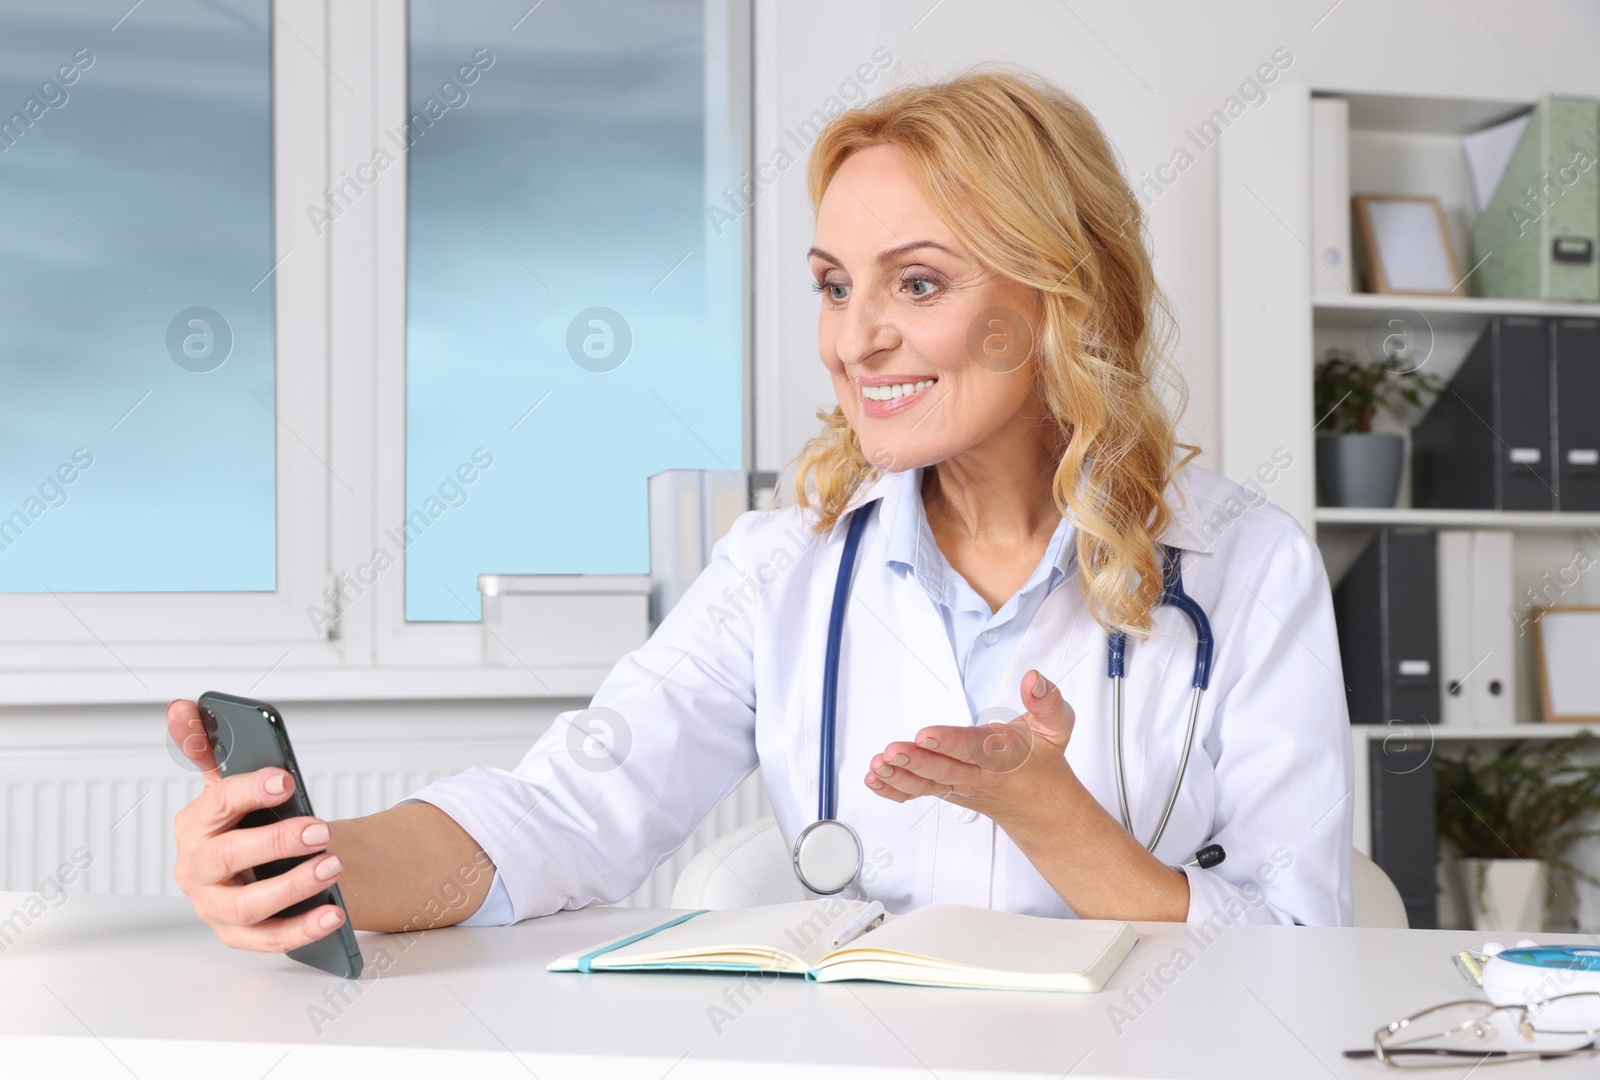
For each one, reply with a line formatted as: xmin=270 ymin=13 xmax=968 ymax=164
xmin=752 ymin=0 xmax=1600 ymax=475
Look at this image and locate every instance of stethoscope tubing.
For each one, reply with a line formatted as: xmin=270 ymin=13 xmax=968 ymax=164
xmin=1110 ymin=546 xmax=1214 ymax=852
xmin=1117 ymin=682 xmax=1204 ymax=852
xmin=819 ymin=502 xmax=877 ymax=822
xmin=816 ymin=505 xmax=1216 ymax=879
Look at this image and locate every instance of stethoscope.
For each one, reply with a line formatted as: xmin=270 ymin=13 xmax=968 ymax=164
xmin=791 ymin=498 xmax=1226 ymax=896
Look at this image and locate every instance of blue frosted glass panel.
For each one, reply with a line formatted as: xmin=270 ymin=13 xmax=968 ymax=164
xmin=0 ymin=1 xmax=275 ymax=592
xmin=406 ymin=0 xmax=743 ymax=621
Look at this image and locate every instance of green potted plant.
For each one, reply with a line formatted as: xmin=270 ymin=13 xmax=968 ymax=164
xmin=1434 ymin=733 xmax=1600 ymax=932
xmin=1313 ymin=346 xmax=1444 ymax=507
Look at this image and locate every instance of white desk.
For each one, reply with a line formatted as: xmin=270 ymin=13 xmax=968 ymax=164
xmin=1 ymin=892 xmax=1595 ymax=1079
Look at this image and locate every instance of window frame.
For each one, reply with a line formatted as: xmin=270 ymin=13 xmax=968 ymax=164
xmin=0 ymin=0 xmax=334 ymax=693
xmin=362 ymin=0 xmax=755 ymax=671
xmin=0 ymin=0 xmax=755 ymax=705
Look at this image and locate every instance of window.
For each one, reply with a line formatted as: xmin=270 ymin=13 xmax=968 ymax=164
xmin=404 ymin=0 xmax=748 ymax=621
xmin=0 ymin=0 xmax=751 ymax=696
xmin=0 ymin=1 xmax=274 ymax=593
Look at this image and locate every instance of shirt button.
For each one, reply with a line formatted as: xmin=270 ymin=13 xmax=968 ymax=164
xmin=951 ymin=804 xmax=979 ymax=823
xmin=981 ymin=628 xmax=1000 ymax=645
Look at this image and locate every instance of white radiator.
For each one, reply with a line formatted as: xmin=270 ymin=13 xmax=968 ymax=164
xmin=1 ymin=759 xmax=460 ymax=898
xmin=0 ymin=701 xmax=769 ymax=912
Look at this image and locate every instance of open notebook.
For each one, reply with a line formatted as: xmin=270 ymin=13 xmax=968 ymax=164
xmin=549 ymin=899 xmax=1138 ymax=993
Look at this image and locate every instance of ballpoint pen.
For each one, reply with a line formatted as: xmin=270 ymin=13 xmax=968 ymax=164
xmin=831 ymin=901 xmax=888 ymax=947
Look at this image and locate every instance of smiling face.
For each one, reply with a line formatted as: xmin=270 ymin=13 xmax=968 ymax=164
xmin=809 ymin=143 xmax=1045 ymax=474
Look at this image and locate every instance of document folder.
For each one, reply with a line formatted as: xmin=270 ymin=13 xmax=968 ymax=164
xmin=1412 ymin=317 xmax=1554 ymax=511
xmin=1554 ymin=318 xmax=1600 ymax=511
xmin=1438 ymin=530 xmax=1517 ymax=727
xmin=1369 ymin=738 xmax=1437 ymax=929
xmin=1333 ymin=529 xmax=1441 ymax=727
xmin=1471 ymin=96 xmax=1600 ymax=302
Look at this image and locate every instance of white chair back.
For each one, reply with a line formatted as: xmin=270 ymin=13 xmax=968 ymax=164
xmin=670 ymin=817 xmax=806 ymax=908
xmin=1351 ymin=846 xmax=1409 ymax=928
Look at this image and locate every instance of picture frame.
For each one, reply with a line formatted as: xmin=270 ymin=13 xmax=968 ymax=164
xmin=1351 ymin=194 xmax=1465 ymax=296
xmin=1530 ymin=606 xmax=1600 ymax=723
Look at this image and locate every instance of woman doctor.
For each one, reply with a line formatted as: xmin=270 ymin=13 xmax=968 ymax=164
xmin=166 ymin=68 xmax=1353 ymax=955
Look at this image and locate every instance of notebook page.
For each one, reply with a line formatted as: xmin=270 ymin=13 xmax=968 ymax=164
xmin=579 ymin=899 xmax=874 ymax=969
xmin=829 ymin=905 xmax=1133 ymax=978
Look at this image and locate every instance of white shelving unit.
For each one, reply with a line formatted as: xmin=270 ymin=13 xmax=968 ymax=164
xmin=1424 ymin=722 xmax=1600 ymax=741
xmin=1223 ymin=81 xmax=1600 ymax=710
xmin=1317 ymin=507 xmax=1600 ymax=530
xmin=1222 ymin=83 xmax=1600 ymax=928
xmin=1313 ymin=292 xmax=1600 ymax=331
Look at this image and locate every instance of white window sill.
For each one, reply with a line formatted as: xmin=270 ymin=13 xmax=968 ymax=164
xmin=0 ymin=664 xmax=609 ymax=707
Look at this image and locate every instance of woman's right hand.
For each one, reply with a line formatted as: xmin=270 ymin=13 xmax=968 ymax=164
xmin=167 ymin=699 xmax=348 ymax=952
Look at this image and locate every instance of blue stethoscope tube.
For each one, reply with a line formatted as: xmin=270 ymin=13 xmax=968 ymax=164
xmin=801 ymin=500 xmax=1220 ymax=894
xmin=1108 ymin=544 xmax=1214 ymax=853
xmin=818 ymin=498 xmax=876 ymax=823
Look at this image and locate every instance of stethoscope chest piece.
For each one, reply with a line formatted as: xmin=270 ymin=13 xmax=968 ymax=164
xmin=792 ymin=818 xmax=862 ymax=895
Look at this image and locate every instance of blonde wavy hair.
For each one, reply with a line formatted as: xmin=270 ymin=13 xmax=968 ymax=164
xmin=793 ymin=66 xmax=1198 ymax=638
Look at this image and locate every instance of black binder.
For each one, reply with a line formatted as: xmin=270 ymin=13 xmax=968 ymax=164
xmin=1412 ymin=316 xmax=1554 ymax=510
xmin=1368 ymin=738 xmax=1437 ymax=929
xmin=1332 ymin=529 xmax=1440 ymax=726
xmin=1554 ymin=318 xmax=1600 ymax=511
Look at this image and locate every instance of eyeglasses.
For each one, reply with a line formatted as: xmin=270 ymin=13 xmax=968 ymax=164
xmin=1342 ymin=993 xmax=1600 ymax=1068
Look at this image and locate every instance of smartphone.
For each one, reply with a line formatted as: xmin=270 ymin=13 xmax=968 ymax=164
xmin=197 ymin=690 xmax=364 ymax=978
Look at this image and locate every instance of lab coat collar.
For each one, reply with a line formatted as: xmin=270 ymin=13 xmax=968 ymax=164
xmin=881 ymin=467 xmax=1075 ymax=603
xmin=826 ymin=469 xmax=900 ymax=539
xmin=829 ymin=459 xmax=1216 ymax=555
xmin=1157 ymin=464 xmax=1217 ymax=554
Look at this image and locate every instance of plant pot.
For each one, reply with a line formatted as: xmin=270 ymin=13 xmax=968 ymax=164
xmin=1459 ymin=857 xmax=1549 ymax=933
xmin=1316 ymin=433 xmax=1403 ymax=508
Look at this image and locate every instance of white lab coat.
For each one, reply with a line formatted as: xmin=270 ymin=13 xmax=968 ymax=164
xmin=407 ymin=462 xmax=1354 ymax=927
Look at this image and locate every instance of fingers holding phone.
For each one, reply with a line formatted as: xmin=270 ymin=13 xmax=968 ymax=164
xmin=166 ymin=699 xmax=219 ymax=776
xmin=167 ymin=696 xmax=358 ymax=970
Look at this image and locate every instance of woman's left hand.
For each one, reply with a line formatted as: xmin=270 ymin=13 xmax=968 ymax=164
xmin=864 ymin=669 xmax=1077 ymax=829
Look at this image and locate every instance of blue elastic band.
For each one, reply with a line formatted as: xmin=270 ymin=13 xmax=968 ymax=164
xmin=575 ymin=909 xmax=709 ymax=973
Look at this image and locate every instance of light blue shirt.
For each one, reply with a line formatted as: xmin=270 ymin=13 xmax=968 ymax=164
xmin=460 ymin=468 xmax=1075 ymax=926
xmin=882 ymin=468 xmax=1076 ymax=717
